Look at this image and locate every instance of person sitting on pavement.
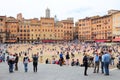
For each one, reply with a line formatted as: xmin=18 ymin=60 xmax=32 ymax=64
xmin=71 ymin=59 xmax=75 ymax=66
xmin=52 ymin=57 xmax=56 ymax=64
xmin=76 ymin=59 xmax=80 ymax=66
xmin=45 ymin=58 xmax=51 ymax=64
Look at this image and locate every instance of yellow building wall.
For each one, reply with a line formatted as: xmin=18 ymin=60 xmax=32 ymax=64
xmin=78 ymin=18 xmax=91 ymax=41
xmin=91 ymin=16 xmax=112 ymax=40
xmin=6 ymin=22 xmax=18 ymax=40
xmin=112 ymin=12 xmax=120 ymax=36
xmin=0 ymin=16 xmax=6 ymax=43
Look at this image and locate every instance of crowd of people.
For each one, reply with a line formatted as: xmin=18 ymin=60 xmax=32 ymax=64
xmin=0 ymin=42 xmax=120 ymax=76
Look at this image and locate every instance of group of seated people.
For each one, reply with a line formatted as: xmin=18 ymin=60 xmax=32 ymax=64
xmin=71 ymin=59 xmax=80 ymax=66
xmin=45 ymin=58 xmax=80 ymax=66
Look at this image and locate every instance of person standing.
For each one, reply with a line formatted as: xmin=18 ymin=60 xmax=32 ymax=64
xmin=65 ymin=52 xmax=70 ymax=65
xmin=8 ymin=53 xmax=15 ymax=73
xmin=93 ymin=53 xmax=100 ymax=73
xmin=111 ymin=55 xmax=115 ymax=65
xmin=103 ymin=50 xmax=111 ymax=75
xmin=23 ymin=53 xmax=29 ymax=72
xmin=101 ymin=52 xmax=105 ymax=74
xmin=59 ymin=52 xmax=63 ymax=66
xmin=117 ymin=53 xmax=120 ymax=69
xmin=15 ymin=53 xmax=19 ymax=71
xmin=60 ymin=52 xmax=63 ymax=61
xmin=2 ymin=53 xmax=5 ymax=62
xmin=32 ymin=54 xmax=39 ymax=72
xmin=83 ymin=53 xmax=88 ymax=76
xmin=0 ymin=53 xmax=2 ymax=62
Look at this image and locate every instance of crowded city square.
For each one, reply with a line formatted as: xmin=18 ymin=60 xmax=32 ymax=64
xmin=0 ymin=41 xmax=120 ymax=80
xmin=0 ymin=0 xmax=120 ymax=80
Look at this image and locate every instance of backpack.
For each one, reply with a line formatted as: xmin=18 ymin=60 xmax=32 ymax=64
xmin=24 ymin=57 xmax=29 ymax=63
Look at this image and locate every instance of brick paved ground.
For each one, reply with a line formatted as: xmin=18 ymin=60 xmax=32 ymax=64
xmin=0 ymin=62 xmax=119 ymax=80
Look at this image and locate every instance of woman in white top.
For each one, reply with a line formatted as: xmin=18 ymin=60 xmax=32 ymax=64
xmin=8 ymin=53 xmax=15 ymax=73
xmin=23 ymin=53 xmax=29 ymax=72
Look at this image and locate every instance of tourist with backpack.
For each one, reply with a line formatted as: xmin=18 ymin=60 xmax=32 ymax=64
xmin=8 ymin=53 xmax=15 ymax=73
xmin=23 ymin=53 xmax=29 ymax=72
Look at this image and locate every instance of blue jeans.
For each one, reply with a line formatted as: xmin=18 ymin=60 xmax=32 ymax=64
xmin=9 ymin=63 xmax=14 ymax=73
xmin=104 ymin=62 xmax=109 ymax=75
xmin=24 ymin=63 xmax=28 ymax=72
xmin=101 ymin=62 xmax=104 ymax=73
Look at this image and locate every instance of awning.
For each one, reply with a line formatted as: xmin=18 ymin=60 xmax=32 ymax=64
xmin=95 ymin=39 xmax=107 ymax=42
xmin=42 ymin=40 xmax=55 ymax=43
xmin=112 ymin=38 xmax=120 ymax=42
xmin=5 ymin=40 xmax=16 ymax=43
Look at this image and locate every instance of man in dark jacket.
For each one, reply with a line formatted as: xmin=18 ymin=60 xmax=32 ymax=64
xmin=32 ymin=54 xmax=39 ymax=72
xmin=66 ymin=52 xmax=70 ymax=65
xmin=15 ymin=54 xmax=19 ymax=71
xmin=83 ymin=53 xmax=88 ymax=76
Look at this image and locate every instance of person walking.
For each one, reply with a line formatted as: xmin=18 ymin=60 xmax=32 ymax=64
xmin=23 ymin=53 xmax=29 ymax=72
xmin=32 ymin=54 xmax=39 ymax=72
xmin=83 ymin=53 xmax=88 ymax=76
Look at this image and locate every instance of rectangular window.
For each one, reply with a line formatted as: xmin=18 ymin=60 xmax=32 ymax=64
xmin=20 ymin=34 xmax=22 ymax=36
